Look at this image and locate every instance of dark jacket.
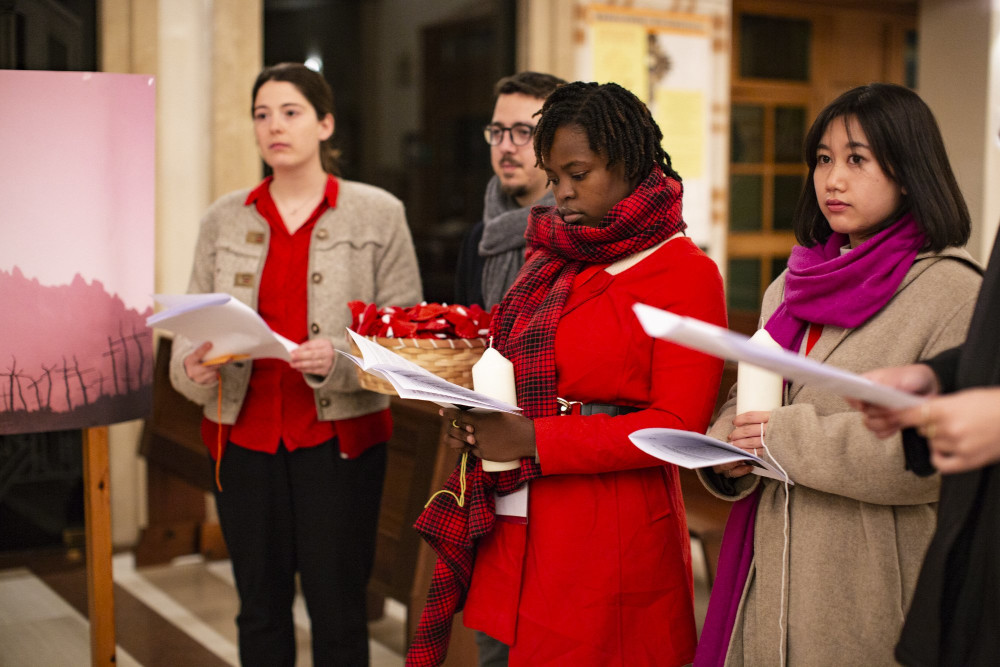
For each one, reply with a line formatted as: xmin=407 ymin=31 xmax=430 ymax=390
xmin=897 ymin=230 xmax=1000 ymax=667
xmin=454 ymin=219 xmax=485 ymax=307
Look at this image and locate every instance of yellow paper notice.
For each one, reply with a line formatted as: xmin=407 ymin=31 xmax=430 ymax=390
xmin=592 ymin=20 xmax=649 ymax=103
xmin=654 ymin=88 xmax=704 ymax=180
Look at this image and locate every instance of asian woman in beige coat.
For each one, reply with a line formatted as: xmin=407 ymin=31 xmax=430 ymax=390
xmin=695 ymin=84 xmax=982 ymax=666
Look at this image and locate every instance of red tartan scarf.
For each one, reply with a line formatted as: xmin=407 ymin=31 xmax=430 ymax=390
xmin=407 ymin=459 xmax=541 ymax=666
xmin=405 ymin=165 xmax=685 ymax=667
xmin=493 ymin=165 xmax=687 ymax=418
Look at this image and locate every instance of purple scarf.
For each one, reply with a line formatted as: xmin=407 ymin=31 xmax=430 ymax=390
xmin=767 ymin=213 xmax=926 ymax=350
xmin=694 ymin=214 xmax=925 ymax=666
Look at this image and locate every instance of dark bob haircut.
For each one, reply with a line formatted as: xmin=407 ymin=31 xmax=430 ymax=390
xmin=252 ymin=63 xmax=341 ymax=176
xmin=793 ymin=83 xmax=970 ymax=251
xmin=532 ymin=81 xmax=681 ymax=185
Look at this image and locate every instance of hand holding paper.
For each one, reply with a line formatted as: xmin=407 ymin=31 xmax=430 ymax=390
xmin=289 ymin=338 xmax=336 ymax=377
xmin=632 ymin=303 xmax=924 ymax=410
xmin=629 ymin=428 xmax=791 ymax=483
xmin=147 ymin=293 xmax=298 ymax=364
xmin=849 ymin=363 xmax=942 ymax=439
xmin=183 ymin=341 xmax=223 ymax=385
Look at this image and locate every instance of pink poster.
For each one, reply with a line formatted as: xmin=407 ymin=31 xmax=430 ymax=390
xmin=0 ymin=70 xmax=155 ymax=434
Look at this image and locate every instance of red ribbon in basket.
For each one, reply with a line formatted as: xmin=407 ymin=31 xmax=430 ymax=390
xmin=348 ymin=301 xmax=494 ymax=339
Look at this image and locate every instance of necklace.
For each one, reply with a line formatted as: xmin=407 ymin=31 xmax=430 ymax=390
xmin=273 ymin=190 xmax=322 ymax=219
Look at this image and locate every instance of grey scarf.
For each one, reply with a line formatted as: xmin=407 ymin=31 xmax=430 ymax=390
xmin=478 ymin=175 xmax=555 ymax=308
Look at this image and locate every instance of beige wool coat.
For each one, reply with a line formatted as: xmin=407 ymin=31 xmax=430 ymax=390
xmin=700 ymin=248 xmax=982 ymax=666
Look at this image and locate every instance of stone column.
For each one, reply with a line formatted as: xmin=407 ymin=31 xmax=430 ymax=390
xmin=97 ymin=0 xmax=261 ymax=548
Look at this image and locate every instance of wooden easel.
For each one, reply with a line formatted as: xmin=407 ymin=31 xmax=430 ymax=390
xmin=83 ymin=425 xmax=116 ymax=665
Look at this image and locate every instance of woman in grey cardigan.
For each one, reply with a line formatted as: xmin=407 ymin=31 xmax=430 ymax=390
xmin=695 ymin=84 xmax=982 ymax=666
xmin=169 ymin=63 xmax=421 ymax=666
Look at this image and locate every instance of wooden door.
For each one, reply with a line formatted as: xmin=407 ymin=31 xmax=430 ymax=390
xmin=409 ymin=1 xmax=515 ymax=303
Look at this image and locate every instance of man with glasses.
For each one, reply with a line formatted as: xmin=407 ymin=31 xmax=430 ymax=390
xmin=455 ymin=71 xmax=566 ymax=309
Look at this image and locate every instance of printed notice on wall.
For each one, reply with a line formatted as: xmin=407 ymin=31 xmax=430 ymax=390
xmin=584 ymin=5 xmax=716 ymax=248
xmin=655 ymin=89 xmax=705 ymax=181
xmin=592 ymin=20 xmax=650 ymax=104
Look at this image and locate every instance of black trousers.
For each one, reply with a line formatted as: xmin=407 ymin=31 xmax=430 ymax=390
xmin=475 ymin=630 xmax=509 ymax=667
xmin=213 ymin=438 xmax=387 ymax=667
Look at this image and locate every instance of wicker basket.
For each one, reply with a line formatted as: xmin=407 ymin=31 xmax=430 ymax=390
xmin=348 ymin=335 xmax=488 ymax=395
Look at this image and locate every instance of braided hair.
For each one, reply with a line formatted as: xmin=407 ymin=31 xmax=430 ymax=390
xmin=533 ymin=81 xmax=680 ymax=183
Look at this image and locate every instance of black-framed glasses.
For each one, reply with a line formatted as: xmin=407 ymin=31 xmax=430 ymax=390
xmin=483 ymin=123 xmax=535 ymax=146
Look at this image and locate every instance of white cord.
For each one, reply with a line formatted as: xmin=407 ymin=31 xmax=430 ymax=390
xmin=760 ymin=421 xmax=791 ymax=665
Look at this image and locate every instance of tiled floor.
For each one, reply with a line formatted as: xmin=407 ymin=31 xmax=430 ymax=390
xmin=0 ymin=567 xmax=142 ymax=667
xmin=0 ymin=553 xmax=406 ymax=667
xmin=0 ymin=540 xmax=711 ymax=666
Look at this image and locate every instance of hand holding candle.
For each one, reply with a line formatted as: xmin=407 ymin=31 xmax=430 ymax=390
xmin=472 ymin=343 xmax=521 ymax=471
xmin=716 ymin=329 xmax=784 ymax=479
xmin=736 ymin=329 xmax=784 ymax=413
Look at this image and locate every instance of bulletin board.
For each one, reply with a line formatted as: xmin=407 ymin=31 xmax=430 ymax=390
xmin=580 ymin=4 xmax=726 ymax=251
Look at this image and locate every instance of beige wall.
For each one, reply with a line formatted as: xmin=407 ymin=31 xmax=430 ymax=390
xmin=919 ymin=0 xmax=1000 ymax=264
xmin=516 ymin=0 xmax=576 ymax=78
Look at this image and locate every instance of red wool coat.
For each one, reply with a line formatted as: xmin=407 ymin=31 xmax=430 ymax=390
xmin=462 ymin=237 xmax=727 ymax=666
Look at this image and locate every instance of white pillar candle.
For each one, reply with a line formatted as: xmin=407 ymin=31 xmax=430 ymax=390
xmin=472 ymin=346 xmax=520 ymax=471
xmin=736 ymin=329 xmax=784 ymax=414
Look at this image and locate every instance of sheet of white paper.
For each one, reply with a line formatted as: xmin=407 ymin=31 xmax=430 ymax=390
xmin=495 ymin=486 xmax=528 ymax=518
xmin=345 ymin=329 xmax=428 ymax=374
xmin=632 ymin=303 xmax=924 ymax=410
xmin=340 ymin=330 xmax=521 ymax=413
xmin=148 ymin=293 xmax=297 ymax=361
xmin=630 ymin=427 xmax=791 ymax=483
